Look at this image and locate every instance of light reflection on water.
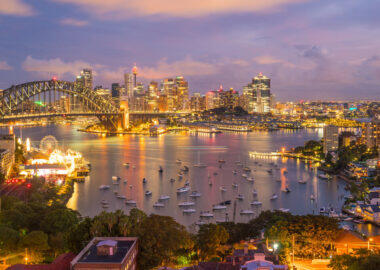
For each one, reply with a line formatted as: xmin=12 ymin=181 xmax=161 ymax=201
xmin=10 ymin=125 xmax=379 ymax=236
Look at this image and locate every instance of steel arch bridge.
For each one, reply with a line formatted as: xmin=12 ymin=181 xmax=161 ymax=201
xmin=0 ymin=80 xmax=122 ymax=130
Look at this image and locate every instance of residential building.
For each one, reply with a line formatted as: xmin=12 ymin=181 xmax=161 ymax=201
xmin=323 ymin=125 xmax=339 ymax=154
xmin=163 ymin=78 xmax=176 ymax=111
xmin=75 ymin=69 xmax=93 ymax=90
xmin=124 ymin=73 xmax=134 ymax=98
xmin=0 ymin=148 xmax=12 ymax=176
xmin=71 ymin=237 xmax=138 ymax=270
xmin=240 ymin=253 xmax=287 ymax=270
xmin=242 ymin=73 xmax=272 ymax=113
xmin=190 ymin=93 xmax=206 ymax=112
xmin=362 ymin=117 xmax=380 ymax=154
xmin=175 ymin=76 xmax=189 ymax=111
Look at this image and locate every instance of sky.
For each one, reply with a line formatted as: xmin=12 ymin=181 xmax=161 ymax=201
xmin=0 ymin=0 xmax=379 ymax=100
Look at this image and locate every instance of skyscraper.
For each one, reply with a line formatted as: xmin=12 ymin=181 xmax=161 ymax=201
xmin=132 ymin=63 xmax=138 ymax=88
xmin=175 ymin=76 xmax=189 ymax=111
xmin=323 ymin=125 xmax=339 ymax=154
xmin=81 ymin=69 xmax=93 ymax=90
xmin=124 ymin=73 xmax=133 ymax=98
xmin=163 ymin=78 xmax=176 ymax=111
xmin=242 ymin=72 xmax=272 ymax=113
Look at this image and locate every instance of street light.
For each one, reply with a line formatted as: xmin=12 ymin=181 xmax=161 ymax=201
xmin=273 ymin=243 xmax=279 ymax=251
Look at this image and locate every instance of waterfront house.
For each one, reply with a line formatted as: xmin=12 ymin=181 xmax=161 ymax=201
xmin=239 ymin=253 xmax=287 ymax=270
xmin=369 ymin=187 xmax=380 ymax=205
xmin=334 ymin=230 xmax=367 ymax=254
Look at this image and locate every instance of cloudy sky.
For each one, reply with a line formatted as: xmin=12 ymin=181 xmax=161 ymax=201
xmin=0 ymin=0 xmax=379 ymax=100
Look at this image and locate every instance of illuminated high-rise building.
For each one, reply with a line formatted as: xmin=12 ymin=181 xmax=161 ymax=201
xmin=242 ymin=72 xmax=272 ymax=113
xmin=190 ymin=93 xmax=206 ymax=112
xmin=132 ymin=63 xmax=138 ymax=88
xmin=323 ymin=125 xmax=339 ymax=154
xmin=175 ymin=76 xmax=189 ymax=111
xmin=163 ymin=78 xmax=176 ymax=111
xmin=124 ymin=73 xmax=134 ymax=98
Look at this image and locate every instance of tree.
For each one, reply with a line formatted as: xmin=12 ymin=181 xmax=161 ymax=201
xmin=196 ymin=224 xmax=229 ymax=261
xmin=329 ymin=249 xmax=380 ymax=270
xmin=40 ymin=207 xmax=79 ymax=235
xmin=0 ymin=225 xmax=20 ymax=254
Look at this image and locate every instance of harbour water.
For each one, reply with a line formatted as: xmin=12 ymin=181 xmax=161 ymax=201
xmin=9 ymin=125 xmax=379 ymax=235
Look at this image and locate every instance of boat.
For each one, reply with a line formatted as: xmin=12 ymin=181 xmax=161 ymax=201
xmin=178 ymin=201 xmax=195 ymax=207
xmin=213 ymin=205 xmax=227 ymax=210
xmin=213 ymin=172 xmax=218 ymax=176
xmin=236 ymin=194 xmax=244 ymax=200
xmin=158 ymin=166 xmax=163 ymax=173
xmin=123 ymin=162 xmax=129 ymax=167
xmin=233 ymin=170 xmax=238 ymax=175
xmin=142 ymin=178 xmax=147 ymax=184
xmin=196 ymin=220 xmax=206 ymax=226
xmin=132 ymin=165 xmax=136 ymax=169
xmin=200 ymin=211 xmax=214 ymax=218
xmin=189 ymin=191 xmax=202 ymax=198
xmin=270 ymin=194 xmax=278 ymax=200
xmin=310 ymin=194 xmax=315 ymax=200
xmin=232 ymin=183 xmax=238 ymax=188
xmin=99 ymin=185 xmax=110 ymax=190
xmin=208 ymin=181 xmax=213 ymax=186
xmin=242 ymin=174 xmax=248 ymax=178
xmin=176 ymin=159 xmax=182 ymax=164
xmin=194 ymin=152 xmax=207 ymax=168
xmin=267 ymin=169 xmax=273 ymax=174
xmin=318 ymin=173 xmax=331 ymax=180
xmin=353 ymin=219 xmax=364 ymax=224
xmin=218 ymin=159 xmax=226 ymax=163
xmin=101 ymin=200 xmax=109 ymax=205
xmin=125 ymin=200 xmax=137 ymax=206
xmin=246 ymin=177 xmax=254 ymax=182
xmin=112 ymin=181 xmax=119 ymax=185
xmin=279 ymin=208 xmax=290 ymax=213
xmin=220 ymin=200 xmax=231 ymax=205
xmin=145 ymin=191 xmax=152 ymax=196
xmin=320 ymin=207 xmax=326 ymax=213
xmin=243 ymin=167 xmax=251 ymax=172
xmin=342 ymin=225 xmax=351 ymax=230
xmin=329 ymin=210 xmax=339 ymax=218
xmin=298 ymin=179 xmax=307 ymax=184
xmin=102 ymin=204 xmax=109 ymax=208
xmin=283 ymin=187 xmax=291 ymax=193
xmin=235 ymin=161 xmax=243 ymax=166
xmin=112 ymin=176 xmax=120 ymax=181
xmin=153 ymin=202 xmax=165 ymax=208
xmin=252 ymin=189 xmax=258 ymax=196
xmin=250 ymin=200 xmax=262 ymax=206
xmin=116 ymin=195 xmax=126 ymax=200
xmin=158 ymin=195 xmax=170 ymax=201
xmin=123 ymin=180 xmax=127 ymax=184
xmin=215 ymin=219 xmax=227 ymax=224
xmin=129 ymin=185 xmax=133 ymax=189
xmin=170 ymin=178 xmax=176 ymax=182
xmin=177 ymin=187 xmax=190 ymax=194
xmin=184 ymin=180 xmax=190 ymax=186
xmin=240 ymin=210 xmax=254 ymax=215
xmin=181 ymin=166 xmax=189 ymax=172
xmin=183 ymin=208 xmax=196 ymax=214
xmin=344 ymin=217 xmax=353 ymax=221
xmin=220 ymin=186 xmax=227 ymax=192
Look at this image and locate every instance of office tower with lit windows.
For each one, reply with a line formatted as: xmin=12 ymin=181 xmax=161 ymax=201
xmin=132 ymin=64 xmax=138 ymax=88
xmin=252 ymin=72 xmax=271 ymax=113
xmin=190 ymin=93 xmax=206 ymax=112
xmin=80 ymin=69 xmax=93 ymax=90
xmin=163 ymin=78 xmax=176 ymax=111
xmin=124 ymin=73 xmax=134 ymax=98
xmin=175 ymin=76 xmax=189 ymax=111
xmin=323 ymin=125 xmax=339 ymax=154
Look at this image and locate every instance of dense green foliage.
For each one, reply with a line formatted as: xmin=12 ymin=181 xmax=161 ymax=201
xmin=294 ymin=140 xmax=324 ymax=159
xmin=329 ymin=249 xmax=380 ymax=270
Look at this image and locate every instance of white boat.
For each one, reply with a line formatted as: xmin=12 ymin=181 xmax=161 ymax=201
xmin=200 ymin=211 xmax=214 ymax=218
xmin=250 ymin=200 xmax=262 ymax=206
xmin=320 ymin=207 xmax=326 ymax=213
xmin=101 ymin=199 xmax=109 ymax=204
xmin=232 ymin=183 xmax=238 ymax=188
xmin=243 ymin=167 xmax=251 ymax=172
xmin=196 ymin=220 xmax=206 ymax=225
xmin=153 ymin=202 xmax=165 ymax=208
xmin=178 ymin=201 xmax=195 ymax=207
xmin=220 ymin=186 xmax=227 ymax=192
xmin=125 ymin=200 xmax=137 ymax=206
xmin=252 ymin=189 xmax=258 ymax=196
xmin=233 ymin=170 xmax=238 ymax=175
xmin=298 ymin=179 xmax=307 ymax=184
xmin=279 ymin=208 xmax=290 ymax=213
xmin=213 ymin=205 xmax=227 ymax=210
xmin=145 ymin=191 xmax=152 ymax=196
xmin=123 ymin=180 xmax=127 ymax=184
xmin=270 ymin=194 xmax=278 ymax=200
xmin=142 ymin=178 xmax=147 ymax=184
xmin=318 ymin=173 xmax=331 ymax=180
xmin=184 ymin=180 xmax=190 ymax=186
xmin=246 ymin=177 xmax=254 ymax=182
xmin=177 ymin=187 xmax=190 ymax=194
xmin=102 ymin=204 xmax=109 ymax=208
xmin=329 ymin=211 xmax=339 ymax=218
xmin=242 ymin=174 xmax=248 ymax=178
xmin=123 ymin=163 xmax=129 ymax=167
xmin=99 ymin=185 xmax=110 ymax=190
xmin=132 ymin=165 xmax=136 ymax=169
xmin=240 ymin=210 xmax=254 ymax=215
xmin=116 ymin=195 xmax=126 ymax=199
xmin=194 ymin=152 xmax=207 ymax=168
xmin=158 ymin=195 xmax=170 ymax=201
xmin=236 ymin=194 xmax=244 ymax=200
xmin=170 ymin=178 xmax=176 ymax=182
xmin=218 ymin=159 xmax=226 ymax=163
xmin=283 ymin=187 xmax=291 ymax=193
xmin=189 ymin=191 xmax=202 ymax=198
xmin=176 ymin=159 xmax=182 ymax=164
xmin=310 ymin=194 xmax=315 ymax=200
xmin=183 ymin=208 xmax=196 ymax=213
xmin=112 ymin=176 xmax=120 ymax=181
xmin=112 ymin=181 xmax=119 ymax=185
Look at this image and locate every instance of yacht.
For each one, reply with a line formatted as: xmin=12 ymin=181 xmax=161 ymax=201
xmin=178 ymin=201 xmax=195 ymax=207
xmin=236 ymin=194 xmax=244 ymax=200
xmin=233 ymin=170 xmax=238 ymax=175
xmin=158 ymin=166 xmax=163 ymax=173
xmin=176 ymin=159 xmax=182 ymax=164
xmin=195 ymin=220 xmax=206 ymax=226
xmin=99 ymin=185 xmax=110 ymax=190
xmin=298 ymin=179 xmax=307 ymax=184
xmin=177 ymin=187 xmax=190 ymax=194
xmin=123 ymin=162 xmax=129 ymax=167
xmin=246 ymin=177 xmax=254 ymax=182
xmin=116 ymin=195 xmax=126 ymax=200
xmin=158 ymin=195 xmax=170 ymax=201
xmin=170 ymin=178 xmax=176 ymax=182
xmin=145 ymin=191 xmax=152 ymax=196
xmin=153 ymin=202 xmax=165 ymax=208
xmin=243 ymin=167 xmax=251 ymax=172
xmin=310 ymin=194 xmax=315 ymax=200
xmin=279 ymin=208 xmax=290 ymax=213
xmin=240 ymin=210 xmax=254 ymax=215
xmin=142 ymin=178 xmax=147 ymax=184
xmin=283 ymin=187 xmax=291 ymax=193
xmin=318 ymin=173 xmax=331 ymax=180
xmin=189 ymin=191 xmax=202 ymax=198
xmin=183 ymin=208 xmax=196 ymax=214
xmin=112 ymin=176 xmax=120 ymax=181
xmin=250 ymin=200 xmax=262 ymax=206
xmin=252 ymin=189 xmax=258 ymax=196
xmin=232 ymin=183 xmax=238 ymax=188
xmin=220 ymin=186 xmax=227 ymax=192
xmin=213 ymin=205 xmax=227 ymax=210
xmin=125 ymin=200 xmax=137 ymax=206
xmin=242 ymin=174 xmax=248 ymax=178
xmin=200 ymin=211 xmax=214 ymax=218
xmin=270 ymin=194 xmax=278 ymax=200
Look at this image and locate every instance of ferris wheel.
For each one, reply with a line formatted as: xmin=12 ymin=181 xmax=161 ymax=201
xmin=39 ymin=135 xmax=59 ymax=153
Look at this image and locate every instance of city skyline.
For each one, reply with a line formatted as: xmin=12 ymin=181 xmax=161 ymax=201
xmin=0 ymin=0 xmax=379 ymax=100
